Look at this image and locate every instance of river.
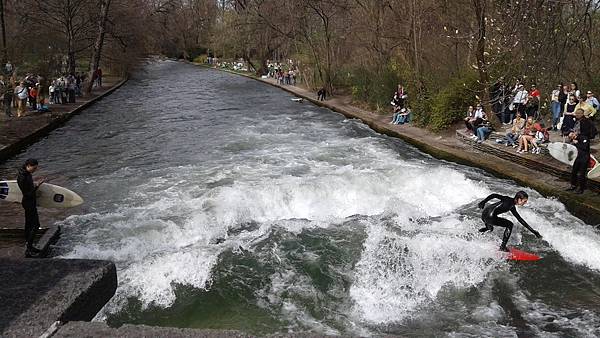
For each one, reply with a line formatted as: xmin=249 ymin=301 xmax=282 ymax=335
xmin=1 ymin=60 xmax=600 ymax=337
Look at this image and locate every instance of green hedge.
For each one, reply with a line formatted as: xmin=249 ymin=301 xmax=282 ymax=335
xmin=343 ymin=64 xmax=403 ymax=111
xmin=424 ymin=72 xmax=479 ymax=131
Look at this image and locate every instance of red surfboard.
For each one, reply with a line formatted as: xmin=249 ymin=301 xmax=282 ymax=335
xmin=505 ymin=247 xmax=541 ymax=261
xmin=589 ymin=156 xmax=597 ymax=170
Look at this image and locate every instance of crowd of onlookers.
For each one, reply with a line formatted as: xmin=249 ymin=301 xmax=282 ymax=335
xmin=463 ymin=79 xmax=597 ymax=155
xmin=0 ymin=61 xmax=103 ymax=119
xmin=463 ymin=79 xmax=599 ymax=193
xmin=267 ymin=61 xmax=298 ymax=86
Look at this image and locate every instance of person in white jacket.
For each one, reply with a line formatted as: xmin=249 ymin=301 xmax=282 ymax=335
xmin=512 ymin=84 xmax=528 ymax=119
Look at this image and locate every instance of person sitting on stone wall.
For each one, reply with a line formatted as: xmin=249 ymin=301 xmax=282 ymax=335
xmin=516 ymin=116 xmax=539 ymax=154
xmin=392 ymin=108 xmax=411 ymax=125
xmin=468 ymin=104 xmax=487 ymax=140
xmin=464 ymin=105 xmax=475 ymax=134
xmin=496 ymin=113 xmax=525 ymax=147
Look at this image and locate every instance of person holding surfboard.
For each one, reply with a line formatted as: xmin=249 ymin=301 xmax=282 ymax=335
xmin=478 ymin=191 xmax=542 ymax=252
xmin=17 ymin=158 xmax=44 ymax=257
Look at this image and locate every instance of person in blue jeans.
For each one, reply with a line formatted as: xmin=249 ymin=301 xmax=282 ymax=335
xmin=550 ymin=84 xmax=562 ymax=130
xmin=392 ymin=108 xmax=411 ymax=124
xmin=476 ymin=124 xmax=491 ymax=143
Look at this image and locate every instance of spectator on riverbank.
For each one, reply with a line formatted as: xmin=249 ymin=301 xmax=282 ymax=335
xmin=464 ymin=105 xmax=475 ymax=133
xmin=561 ymin=94 xmax=578 ymax=136
xmin=317 ymin=87 xmax=326 ymax=101
xmin=585 ymin=91 xmax=599 ymax=110
xmin=28 ymin=85 xmax=38 ymax=109
xmin=551 ymin=84 xmax=562 ymax=130
xmin=570 ymin=82 xmax=581 ymax=100
xmin=475 ymin=120 xmax=492 ymax=143
xmin=496 ymin=114 xmax=525 ymax=146
xmin=15 ymin=82 xmax=28 ymax=117
xmin=391 ymin=85 xmax=407 ymax=111
xmin=469 ymin=104 xmax=488 ymax=141
xmin=466 ymin=105 xmax=486 ymax=136
xmin=5 ymin=61 xmax=13 ymax=75
xmin=391 ymin=108 xmax=411 ymax=125
xmin=512 ymin=84 xmax=528 ymax=119
xmin=75 ymin=73 xmax=82 ymax=96
xmin=573 ymin=109 xmax=598 ymax=140
xmin=575 ymin=96 xmax=596 ymax=119
xmin=49 ymin=82 xmax=55 ymax=104
xmin=67 ymin=75 xmax=76 ymax=103
xmin=516 ymin=116 xmax=535 ymax=154
xmin=526 ymin=92 xmax=539 ymax=119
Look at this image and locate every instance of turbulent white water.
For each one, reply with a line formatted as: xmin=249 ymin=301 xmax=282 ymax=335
xmin=4 ymin=61 xmax=598 ymax=336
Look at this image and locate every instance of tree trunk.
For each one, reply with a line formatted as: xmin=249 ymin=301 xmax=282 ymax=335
xmin=0 ymin=0 xmax=7 ymax=64
xmin=68 ymin=32 xmax=76 ymax=75
xmin=86 ymin=0 xmax=111 ymax=96
xmin=473 ymin=0 xmax=498 ymax=127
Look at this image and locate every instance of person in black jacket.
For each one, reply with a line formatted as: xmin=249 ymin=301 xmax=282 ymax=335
xmin=478 ymin=191 xmax=542 ymax=252
xmin=17 ymin=158 xmax=44 ymax=257
xmin=573 ymin=109 xmax=597 ymax=140
xmin=566 ymin=131 xmax=591 ymax=194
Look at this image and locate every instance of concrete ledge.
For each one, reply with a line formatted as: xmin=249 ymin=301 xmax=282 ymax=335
xmin=0 ymin=78 xmax=128 ymax=163
xmin=455 ymin=130 xmax=600 ymax=191
xmin=0 ymin=259 xmax=117 ymax=337
xmin=37 ymin=225 xmax=61 ymax=257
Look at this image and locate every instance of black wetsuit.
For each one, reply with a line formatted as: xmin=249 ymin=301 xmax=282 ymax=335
xmin=571 ymin=134 xmax=590 ymax=192
xmin=17 ymin=167 xmax=40 ymax=250
xmin=478 ymin=194 xmax=541 ymax=251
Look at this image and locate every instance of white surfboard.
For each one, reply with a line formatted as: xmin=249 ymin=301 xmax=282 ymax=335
xmin=0 ymin=181 xmax=83 ymax=208
xmin=548 ymin=142 xmax=578 ymax=166
xmin=291 ymin=98 xmax=303 ymax=103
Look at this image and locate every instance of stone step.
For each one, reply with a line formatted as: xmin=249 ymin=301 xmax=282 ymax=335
xmin=456 ymin=130 xmax=600 ymax=192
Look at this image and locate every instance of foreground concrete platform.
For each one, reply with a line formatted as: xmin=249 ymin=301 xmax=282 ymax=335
xmin=0 ymin=258 xmax=116 ymax=337
xmin=54 ymin=322 xmax=249 ymax=338
xmin=0 ymin=226 xmax=61 ymax=260
xmin=54 ymin=321 xmax=337 ymax=338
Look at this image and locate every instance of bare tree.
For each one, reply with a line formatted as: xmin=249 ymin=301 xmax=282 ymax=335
xmin=85 ymin=0 xmax=111 ymax=95
xmin=25 ymin=0 xmax=95 ymax=74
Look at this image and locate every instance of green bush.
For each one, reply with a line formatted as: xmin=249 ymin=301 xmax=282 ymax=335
xmin=343 ymin=64 xmax=402 ymax=111
xmin=425 ymin=72 xmax=479 ymax=131
xmin=193 ymin=55 xmax=207 ymax=64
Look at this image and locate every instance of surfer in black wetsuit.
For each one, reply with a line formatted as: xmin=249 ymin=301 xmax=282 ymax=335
xmin=566 ymin=130 xmax=591 ymax=194
xmin=17 ymin=158 xmax=43 ymax=257
xmin=477 ymin=191 xmax=542 ymax=252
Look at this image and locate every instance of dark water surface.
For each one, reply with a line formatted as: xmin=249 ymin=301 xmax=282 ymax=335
xmin=2 ymin=61 xmax=600 ymax=337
